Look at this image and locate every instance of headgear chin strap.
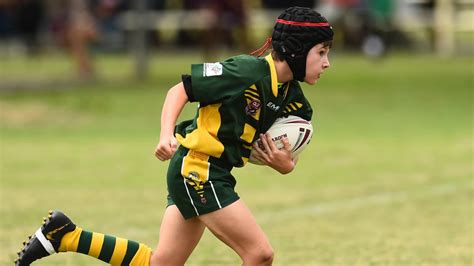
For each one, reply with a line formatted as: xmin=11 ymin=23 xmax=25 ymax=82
xmin=271 ymin=7 xmax=334 ymax=81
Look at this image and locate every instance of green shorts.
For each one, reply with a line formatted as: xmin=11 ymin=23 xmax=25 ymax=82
xmin=167 ymin=146 xmax=240 ymax=219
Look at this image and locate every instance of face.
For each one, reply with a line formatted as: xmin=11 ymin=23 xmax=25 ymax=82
xmin=304 ymin=43 xmax=331 ymax=85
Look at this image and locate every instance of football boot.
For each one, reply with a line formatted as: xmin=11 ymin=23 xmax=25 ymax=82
xmin=15 ymin=210 xmax=76 ymax=266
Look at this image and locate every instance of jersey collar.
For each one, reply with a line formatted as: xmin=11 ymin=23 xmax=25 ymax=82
xmin=265 ymin=54 xmax=279 ymax=97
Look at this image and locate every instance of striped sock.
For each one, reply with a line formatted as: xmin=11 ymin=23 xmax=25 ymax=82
xmin=58 ymin=227 xmax=151 ymax=266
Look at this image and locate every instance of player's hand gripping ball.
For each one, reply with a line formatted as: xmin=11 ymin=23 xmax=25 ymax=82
xmin=249 ymin=115 xmax=313 ymax=165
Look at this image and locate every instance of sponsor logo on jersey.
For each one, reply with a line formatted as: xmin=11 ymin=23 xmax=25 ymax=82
xmin=267 ymin=102 xmax=280 ymax=112
xmin=245 ymin=100 xmax=261 ymax=116
xmin=203 ymin=62 xmax=223 ymax=77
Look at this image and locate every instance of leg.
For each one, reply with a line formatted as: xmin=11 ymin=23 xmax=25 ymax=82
xmin=198 ymin=200 xmax=274 ymax=265
xmin=15 ymin=210 xmax=153 ymax=266
xmin=150 ymin=205 xmax=206 ymax=266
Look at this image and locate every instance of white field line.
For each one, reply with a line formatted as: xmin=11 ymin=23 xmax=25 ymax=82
xmin=257 ymin=181 xmax=474 ymax=223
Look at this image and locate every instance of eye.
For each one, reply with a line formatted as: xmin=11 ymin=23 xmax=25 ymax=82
xmin=319 ymin=50 xmax=326 ymax=56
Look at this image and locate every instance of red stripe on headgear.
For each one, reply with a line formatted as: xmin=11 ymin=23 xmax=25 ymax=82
xmin=276 ymin=19 xmax=330 ymax=27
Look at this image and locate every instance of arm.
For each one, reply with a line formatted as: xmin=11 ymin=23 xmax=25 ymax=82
xmin=154 ymin=82 xmax=189 ymax=161
xmin=251 ymin=133 xmax=296 ymax=174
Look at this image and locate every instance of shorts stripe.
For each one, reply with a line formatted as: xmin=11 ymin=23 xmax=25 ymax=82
xmin=209 ymin=181 xmax=222 ymax=209
xmin=183 ymin=178 xmax=199 ymax=216
xmin=181 ymin=152 xmax=200 ymax=216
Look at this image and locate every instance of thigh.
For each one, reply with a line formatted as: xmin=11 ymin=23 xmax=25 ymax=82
xmin=197 ymin=199 xmax=271 ymax=258
xmin=151 ymin=205 xmax=206 ymax=266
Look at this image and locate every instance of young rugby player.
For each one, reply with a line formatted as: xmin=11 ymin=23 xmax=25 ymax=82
xmin=15 ymin=6 xmax=333 ymax=265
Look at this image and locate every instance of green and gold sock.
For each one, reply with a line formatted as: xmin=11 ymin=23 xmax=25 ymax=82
xmin=59 ymin=227 xmax=151 ymax=266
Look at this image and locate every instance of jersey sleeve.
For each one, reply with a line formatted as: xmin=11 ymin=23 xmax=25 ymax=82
xmin=187 ymin=55 xmax=268 ymax=105
xmin=281 ymin=81 xmax=313 ymax=121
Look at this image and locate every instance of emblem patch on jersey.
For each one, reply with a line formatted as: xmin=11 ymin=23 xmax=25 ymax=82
xmin=185 ymin=171 xmax=204 ymax=191
xmin=203 ymin=62 xmax=223 ymax=77
xmin=245 ymin=100 xmax=261 ymax=116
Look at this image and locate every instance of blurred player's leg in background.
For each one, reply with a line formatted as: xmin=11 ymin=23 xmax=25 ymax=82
xmin=68 ymin=0 xmax=97 ymax=80
xmin=202 ymin=0 xmax=249 ymax=61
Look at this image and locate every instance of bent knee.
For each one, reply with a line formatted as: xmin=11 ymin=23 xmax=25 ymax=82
xmin=261 ymin=247 xmax=275 ymax=263
xmin=244 ymin=246 xmax=274 ymax=265
xmin=259 ymin=247 xmax=274 ymax=263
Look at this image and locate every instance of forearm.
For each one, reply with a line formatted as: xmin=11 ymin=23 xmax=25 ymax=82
xmin=160 ymin=82 xmax=188 ymax=139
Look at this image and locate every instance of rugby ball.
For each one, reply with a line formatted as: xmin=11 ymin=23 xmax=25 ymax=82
xmin=249 ymin=115 xmax=313 ymax=165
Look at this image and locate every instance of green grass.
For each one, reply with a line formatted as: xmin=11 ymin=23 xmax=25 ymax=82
xmin=1 ymin=53 xmax=472 ymax=265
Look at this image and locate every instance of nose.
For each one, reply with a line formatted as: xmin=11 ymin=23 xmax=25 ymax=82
xmin=323 ymin=57 xmax=330 ymax=69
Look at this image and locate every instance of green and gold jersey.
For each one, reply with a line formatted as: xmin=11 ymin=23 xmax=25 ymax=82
xmin=175 ymin=54 xmax=313 ymax=168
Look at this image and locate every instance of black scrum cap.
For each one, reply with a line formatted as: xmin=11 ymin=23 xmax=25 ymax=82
xmin=271 ymin=7 xmax=333 ymax=81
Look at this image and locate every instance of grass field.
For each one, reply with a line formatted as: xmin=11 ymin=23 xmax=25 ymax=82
xmin=1 ymin=52 xmax=472 ymax=265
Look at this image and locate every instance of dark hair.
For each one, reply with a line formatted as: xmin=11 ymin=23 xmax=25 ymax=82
xmin=321 ymin=40 xmax=333 ymax=48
